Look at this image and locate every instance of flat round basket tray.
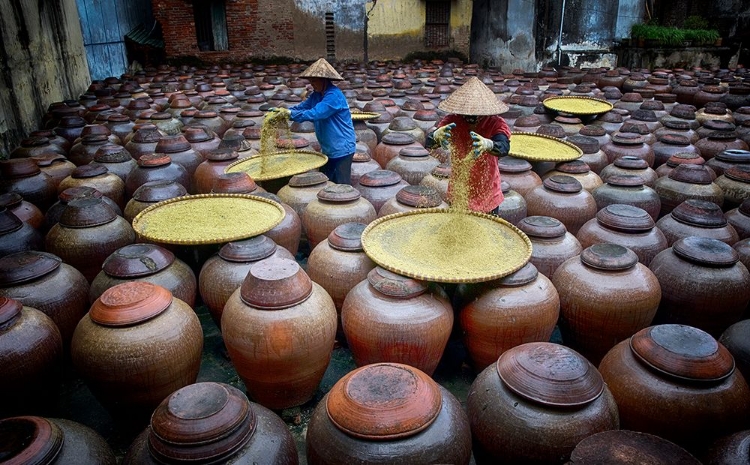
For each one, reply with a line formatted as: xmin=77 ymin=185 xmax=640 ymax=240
xmin=542 ymin=96 xmax=614 ymax=115
xmin=361 ymin=208 xmax=532 ymax=283
xmin=132 ymin=194 xmax=285 ymax=245
xmin=224 ymin=150 xmax=327 ymax=181
xmin=509 ymin=132 xmax=583 ymax=162
xmin=350 ymin=111 xmax=381 ymax=121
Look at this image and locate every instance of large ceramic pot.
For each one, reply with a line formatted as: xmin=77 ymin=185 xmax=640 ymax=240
xmin=468 ymin=342 xmax=620 ymax=464
xmin=569 ymin=430 xmax=701 ymax=464
xmin=277 ymin=171 xmax=333 ymax=222
xmin=602 ymin=133 xmax=655 ymax=166
xmin=496 ymin=181 xmax=527 ymax=225
xmin=302 ymin=184 xmax=377 ymax=249
xmin=542 ymin=160 xmax=603 ymax=194
xmin=726 ymin=199 xmax=750 ymax=240
xmin=600 ymin=155 xmax=659 ymax=188
xmin=652 ymin=134 xmax=700 ymax=168
xmin=377 ymin=184 xmax=448 ymax=217
xmin=716 ymin=165 xmax=750 ymax=210
xmin=124 ymin=180 xmax=188 ymax=224
xmin=306 ymin=363 xmax=472 ymax=465
xmin=341 ymin=267 xmax=453 ymax=376
xmin=0 ymin=192 xmax=44 ymax=230
xmin=350 ymin=151 xmax=381 ymax=189
xmin=32 ymin=154 xmax=77 ymax=191
xmin=706 ymin=148 xmax=750 ymax=177
xmin=655 ymin=152 xmax=712 ymax=180
xmin=702 ymin=430 xmax=750 ymax=465
xmin=357 ymin=169 xmax=409 ymax=213
xmin=373 ymin=132 xmax=423 ymax=169
xmin=251 ymin=191 xmax=302 ymax=256
xmin=599 ymin=324 xmax=750 ymax=454
xmin=44 ymin=186 xmax=121 ymax=233
xmin=419 ymin=163 xmax=451 ymax=202
xmin=385 ymin=146 xmax=440 ymax=185
xmin=222 ymin=258 xmax=337 ymax=409
xmin=57 ymin=164 xmax=126 ymax=210
xmin=656 ymin=199 xmax=739 ymax=247
xmin=192 ymin=148 xmax=239 ymax=194
xmin=0 ymin=158 xmax=58 ymax=211
xmin=0 ymin=208 xmax=43 ymax=258
xmin=154 ymin=134 xmax=203 ymax=181
xmin=655 ymin=164 xmax=724 ymax=216
xmin=498 ymin=156 xmax=543 ymax=198
xmin=552 ymin=243 xmax=661 ymax=365
xmin=517 ymin=215 xmax=583 ymax=279
xmin=720 ymin=319 xmax=750 ymax=383
xmin=90 ymin=144 xmax=137 ymax=183
xmin=125 ymin=153 xmax=191 ymax=198
xmin=592 ymin=175 xmax=662 ymax=221
xmin=525 ymin=175 xmax=597 ymax=235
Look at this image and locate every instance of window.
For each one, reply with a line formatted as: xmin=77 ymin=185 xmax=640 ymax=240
xmin=425 ymin=1 xmax=451 ymax=48
xmin=194 ymin=0 xmax=228 ymax=51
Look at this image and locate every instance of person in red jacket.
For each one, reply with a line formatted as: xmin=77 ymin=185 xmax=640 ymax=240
xmin=426 ymin=76 xmax=511 ymax=215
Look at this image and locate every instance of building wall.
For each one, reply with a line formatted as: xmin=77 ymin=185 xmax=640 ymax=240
xmin=0 ymin=0 xmax=90 ymax=157
xmin=471 ymin=0 xmax=537 ymax=71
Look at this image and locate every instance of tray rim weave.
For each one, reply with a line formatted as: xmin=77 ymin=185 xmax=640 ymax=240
xmin=131 ymin=193 xmax=285 ymax=245
xmin=542 ymin=95 xmax=614 ymax=115
xmin=350 ymin=111 xmax=381 ymax=121
xmin=509 ymin=131 xmax=584 ymax=162
xmin=224 ymin=149 xmax=328 ymax=181
xmin=361 ymin=208 xmax=532 ymax=284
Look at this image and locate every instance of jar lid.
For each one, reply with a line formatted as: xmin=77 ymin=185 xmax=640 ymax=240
xmin=613 ymin=156 xmax=648 ymax=170
xmin=353 ymin=152 xmax=372 ymax=163
xmin=149 ymin=382 xmax=256 ymax=463
xmin=672 ymin=236 xmax=738 ymax=267
xmin=132 ymin=180 xmax=188 ymax=202
xmin=0 ymin=296 xmax=22 ymax=326
xmin=289 ymin=171 xmax=329 ymax=187
xmin=0 ymin=158 xmax=41 ymax=178
xmin=708 ymin=130 xmax=739 ymax=141
xmin=703 ymin=119 xmax=735 ymax=131
xmin=580 ymin=243 xmax=638 ymax=270
xmin=500 ymin=181 xmax=511 ymax=194
xmin=326 ymin=363 xmax=442 ymax=440
xmin=58 ymin=186 xmax=103 ymax=203
xmin=219 ymin=235 xmax=277 ymax=262
xmin=317 ymin=184 xmax=361 ymax=203
xmin=94 ymin=144 xmax=132 ymax=163
xmin=716 ymin=149 xmax=750 ymax=163
xmin=569 ymin=430 xmax=702 ymax=465
xmin=430 ymin=163 xmax=451 ymax=179
xmin=612 ymin=132 xmax=646 ymax=146
xmin=240 ymin=258 xmax=313 ymax=309
xmin=328 ymin=222 xmax=367 ymax=252
xmin=59 ymin=198 xmax=117 ymax=228
xmin=102 ymin=244 xmax=175 ymax=278
xmin=555 ymin=160 xmax=590 ymax=175
xmin=537 ymin=124 xmax=566 ymax=138
xmin=630 ymin=324 xmax=735 ymax=382
xmin=395 ymin=185 xmax=442 ymax=208
xmin=367 ymin=266 xmax=427 ymax=298
xmin=381 ymin=132 xmax=415 ymax=145
xmin=606 ymin=174 xmax=644 ymax=188
xmin=211 ymin=173 xmax=257 ymax=194
xmin=725 ymin=165 xmax=750 ymax=183
xmin=0 ymin=193 xmax=22 ymax=209
xmin=0 ymin=208 xmax=23 ymax=235
xmin=71 ymin=164 xmax=108 ymax=178
xmin=138 ymin=153 xmax=172 ymax=167
xmin=399 ymin=146 xmax=430 ymax=158
xmin=740 ymin=199 xmax=750 ymax=216
xmin=360 ymin=170 xmax=403 ymax=188
xmin=567 ymin=135 xmax=599 ymax=154
xmin=666 ymin=152 xmax=704 ymax=168
xmin=663 ymin=119 xmax=691 ymax=130
xmin=579 ymin=125 xmax=606 ymax=137
xmin=517 ymin=216 xmax=567 ymax=238
xmin=205 ymin=148 xmax=239 ymax=162
xmin=31 ymin=153 xmax=67 ymax=167
xmin=498 ymin=262 xmax=539 ymax=286
xmin=668 ymin=164 xmax=713 ymax=185
xmin=183 ymin=126 xmax=213 ymax=143
xmin=498 ymin=156 xmax=533 ymax=173
xmin=0 ymin=416 xmax=64 ymax=464
xmin=543 ymin=175 xmax=582 ymax=193
xmin=597 ymin=204 xmax=654 ymax=232
xmin=659 ymin=134 xmax=690 ymax=146
xmin=156 ymin=135 xmax=192 ymax=154
xmin=496 ymin=342 xmax=604 ymax=407
xmin=0 ymin=251 xmax=62 ymax=285
xmin=671 ymin=199 xmax=727 ymax=228
xmin=90 ymin=281 xmax=173 ymax=326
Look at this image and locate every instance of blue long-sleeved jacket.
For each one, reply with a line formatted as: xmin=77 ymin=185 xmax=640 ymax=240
xmin=290 ymin=84 xmax=356 ymax=159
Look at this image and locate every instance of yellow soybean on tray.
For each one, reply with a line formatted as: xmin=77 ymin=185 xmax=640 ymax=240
xmin=542 ymin=96 xmax=614 ymax=115
xmin=509 ymin=132 xmax=583 ymax=163
xmin=225 ymin=150 xmax=327 ymax=181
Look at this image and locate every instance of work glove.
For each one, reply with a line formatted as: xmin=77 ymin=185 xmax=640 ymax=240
xmin=265 ymin=107 xmax=291 ymax=123
xmin=432 ymin=123 xmax=456 ymax=150
xmin=470 ymin=131 xmax=494 ymax=158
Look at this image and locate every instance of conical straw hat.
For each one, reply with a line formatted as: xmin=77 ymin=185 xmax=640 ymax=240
xmin=299 ymin=58 xmax=344 ymax=81
xmin=438 ymin=76 xmax=509 ymax=115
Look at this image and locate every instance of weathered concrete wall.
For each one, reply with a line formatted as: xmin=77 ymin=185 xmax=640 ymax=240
xmin=471 ymin=0 xmax=537 ymax=71
xmin=0 ymin=0 xmax=90 ymax=157
xmin=615 ymin=0 xmax=644 ymax=39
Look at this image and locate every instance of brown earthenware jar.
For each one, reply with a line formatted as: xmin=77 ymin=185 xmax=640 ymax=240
xmin=302 ymin=184 xmax=377 ymax=249
xmin=655 ymin=164 xmax=724 ymax=216
xmin=716 ymin=165 xmax=750 ymax=209
xmin=10 ymin=136 xmax=67 ymax=159
xmin=459 ymin=263 xmax=560 ymax=372
xmin=702 ymin=430 xmax=750 ymax=465
xmin=341 ymin=267 xmax=453 ymax=376
xmin=649 ymin=237 xmax=750 ymax=336
xmin=222 ymin=258 xmax=337 ymax=409
xmin=652 ymin=134 xmax=700 ymax=168
xmin=0 ymin=207 xmax=43 ymax=258
xmin=353 ymin=120 xmax=378 ymax=154
xmin=568 ymin=430 xmax=701 ymax=465
xmin=599 ymin=324 xmax=750 ymax=454
xmin=655 ymin=152 xmax=712 ymax=179
xmin=553 ymin=243 xmax=661 ymax=365
xmin=726 ymin=199 xmax=750 ymax=240
xmin=373 ymin=132 xmax=423 ymax=169
xmin=377 ymin=184 xmax=448 ymax=217
xmin=496 ymin=181 xmax=527 ymax=225
xmin=44 ymin=186 xmax=121 ymax=232
xmin=71 ymin=281 xmax=203 ymax=425
xmin=125 ymin=153 xmax=191 ymax=197
xmin=592 ymin=175 xmax=662 ymax=221
xmin=251 ymin=191 xmax=302 ymax=256
xmin=525 ymin=175 xmax=598 ymax=235
xmin=720 ymin=319 xmax=750 ymax=384
xmin=600 ymin=155 xmax=659 ymax=188
xmin=695 ymin=131 xmax=749 ymax=161
xmin=90 ymin=144 xmax=136 ymax=184
xmin=0 ymin=158 xmax=58 ymax=211
xmin=277 ymin=171 xmax=333 ymax=221
xmin=357 ymin=169 xmax=410 ymax=213
xmin=155 ymin=134 xmax=203 ymax=181
xmin=198 ymin=235 xmax=294 ymax=327
xmin=123 ymin=382 xmax=299 ymax=465
xmin=468 ymin=342 xmax=620 ymax=464
xmin=517 ymin=215 xmax=583 ymax=279
xmin=192 ymin=148 xmax=239 ymax=194
xmin=58 ymin=164 xmax=126 ymax=210
xmin=124 ymin=124 xmax=166 ymax=160
xmin=706 ymin=148 xmax=750 ymax=177
xmin=498 ymin=156 xmax=543 ymax=198
xmin=602 ymin=133 xmax=655 ymax=166
xmin=542 ymin=160 xmax=603 ymax=194
xmin=31 ymin=153 xmax=77 ymax=190
xmin=350 ymin=151 xmax=381 ymax=189
xmin=0 ymin=298 xmax=63 ymax=417
xmin=123 ymin=180 xmax=188 ymax=223
xmin=0 ymin=192 xmax=43 ymax=230
xmin=306 ymin=362 xmax=472 ymax=465
xmin=385 ymin=146 xmax=440 ymax=185
xmin=419 ymin=162 xmax=451 ymax=202
xmin=182 ymin=125 xmax=222 ymax=158
xmin=68 ymin=134 xmax=110 ymax=166
xmin=656 ymin=199 xmax=739 ymax=247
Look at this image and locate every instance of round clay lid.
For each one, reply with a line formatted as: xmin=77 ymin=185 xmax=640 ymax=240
xmin=327 ymin=222 xmax=367 ymax=252
xmin=381 ymin=132 xmax=415 ymax=145
xmin=211 ymin=173 xmax=257 ymax=194
xmin=360 ymin=170 xmax=403 ymax=188
xmin=496 ymin=342 xmax=604 ymax=407
xmin=148 ymin=382 xmax=256 ymax=463
xmin=205 ymin=148 xmax=239 ymax=162
xmin=0 ymin=296 xmax=22 ymax=326
xmin=138 ymin=153 xmax=172 ymax=167
xmin=566 ymin=135 xmax=599 ymax=154
xmin=612 ymin=132 xmax=646 ymax=146
xmin=183 ymin=126 xmax=213 ymax=143
xmin=663 ymin=119 xmax=691 ymax=130
xmin=579 ymin=125 xmax=606 ymax=137
xmin=0 ymin=158 xmax=41 ymax=178
xmin=102 ymin=244 xmax=175 ymax=278
xmin=317 ymin=184 xmax=361 ymax=202
xmin=326 ymin=363 xmax=442 ymax=440
xmin=739 ymin=199 xmax=750 ymax=216
xmin=672 ymin=236 xmax=738 ymax=267
xmin=666 ymin=152 xmax=704 ymax=167
xmin=90 ymin=281 xmax=173 ymax=326
xmin=498 ymin=156 xmax=533 ymax=173
xmin=555 ymin=160 xmax=590 ymax=175
xmin=31 ymin=153 xmax=67 ymax=167
xmin=0 ymin=208 xmax=23 ymax=235
xmin=399 ymin=146 xmax=430 ymax=158
xmin=708 ymin=130 xmax=739 ymax=141
xmin=388 ymin=117 xmax=417 ymax=131
xmin=59 ymin=197 xmax=117 ymax=228
xmin=132 ymin=180 xmax=188 ymax=202
xmin=395 ymin=185 xmax=442 ymax=208
xmin=430 ymin=163 xmax=451 ymax=179
xmin=500 ymin=181 xmax=511 ymax=194
xmin=606 ymin=174 xmax=645 ymax=188
xmin=497 ymin=262 xmax=538 ymax=287
xmin=671 ymin=199 xmax=727 ymax=228
xmin=569 ymin=430 xmax=702 ymax=465
xmin=725 ymin=165 xmax=750 ymax=183
xmin=580 ymin=243 xmax=639 ymax=270
xmin=703 ymin=119 xmax=735 ymax=131
xmin=219 ymin=235 xmax=277 ymax=262
xmin=715 ymin=149 xmax=750 ymax=163
xmin=94 ymin=145 xmax=132 ymax=163
xmin=659 ymin=133 xmax=690 ymax=146
xmin=353 ymin=152 xmax=372 ymax=163
xmin=630 ymin=324 xmax=735 ymax=382
xmin=668 ymin=164 xmax=713 ymax=185
xmin=517 ymin=216 xmax=567 ymax=238
xmin=71 ymin=164 xmax=108 ymax=178
xmin=0 ymin=416 xmax=64 ymax=464
xmin=58 ymin=186 xmax=103 ymax=203
xmin=613 ymin=156 xmax=649 ymax=170
xmin=597 ymin=204 xmax=654 ymax=232
xmin=240 ymin=257 xmax=313 ymax=310
xmin=543 ymin=175 xmax=583 ymax=193
xmin=0 ymin=193 xmax=22 ymax=209
xmin=367 ymin=266 xmax=427 ymax=298
xmin=289 ymin=171 xmax=329 ymax=187
xmin=156 ymin=135 xmax=192 ymax=154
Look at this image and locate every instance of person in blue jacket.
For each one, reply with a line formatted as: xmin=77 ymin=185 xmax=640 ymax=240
xmin=266 ymin=58 xmax=357 ymax=184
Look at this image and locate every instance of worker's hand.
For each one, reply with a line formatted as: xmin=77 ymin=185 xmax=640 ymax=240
xmin=470 ymin=131 xmax=494 ymax=158
xmin=265 ymin=107 xmax=291 ymax=123
xmin=432 ymin=123 xmax=456 ymax=150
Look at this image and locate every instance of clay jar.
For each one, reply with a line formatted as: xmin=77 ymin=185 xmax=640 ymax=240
xmin=496 ymin=181 xmax=527 ymax=225
xmin=552 ymin=243 xmax=661 ymax=365
xmin=419 ymin=162 xmax=451 ymax=201
xmin=468 ymin=342 xmax=620 ymax=464
xmin=341 ymin=267 xmax=453 ymax=376
xmin=576 ymin=204 xmax=668 ymax=266
xmin=0 ymin=416 xmax=117 ymax=464
xmin=90 ymin=144 xmax=137 ymax=182
xmin=277 ymin=170 xmax=333 ymax=223
xmin=154 ymin=134 xmax=203 ymax=180
xmin=600 ymin=155 xmax=659 ymax=188
xmin=0 ymin=298 xmax=63 ymax=418
xmin=525 ymin=175 xmax=597 ymax=235
xmin=302 ymin=184 xmax=377 ymax=249
xmin=592 ymin=175 xmax=662 ymax=221
xmin=542 ymin=160 xmax=603 ymax=194
xmin=655 ymin=152 xmax=711 ymax=179
xmin=498 ymin=156 xmax=543 ymax=197
xmin=715 ymin=165 xmax=750 ymax=209
xmin=517 ymin=215 xmax=583 ymax=279
xmin=0 ymin=192 xmax=44 ymax=230
xmin=720 ymin=319 xmax=750 ymax=383
xmin=45 ymin=197 xmax=135 ymax=283
xmin=306 ymin=362 xmax=471 ymax=465
xmin=385 ymin=146 xmax=440 ymax=185
xmin=90 ymin=243 xmax=196 ymax=306
xmin=58 ymin=164 xmax=126 ymax=210
xmin=598 ymin=324 xmax=750 ymax=454
xmin=251 ymin=191 xmax=302 ymax=257
xmin=32 ymin=154 xmax=77 ymax=191
xmin=656 ymin=199 xmax=739 ymax=246
xmin=702 ymin=430 xmax=750 ymax=465
xmin=649 ymin=237 xmax=750 ymax=337
xmin=192 ymin=148 xmax=239 ymax=194
xmin=71 ymin=281 xmax=203 ymax=424
xmin=350 ymin=151 xmax=381 ymax=189
xmin=569 ymin=430 xmax=701 ymax=465
xmin=198 ymin=235 xmax=294 ymax=327
xmin=10 ymin=136 xmax=67 ymax=159
xmin=0 ymin=207 xmax=43 ymax=257
xmin=655 ymin=164 xmax=724 ymax=216
xmin=706 ymin=148 xmax=750 ymax=177
xmin=0 ymin=158 xmax=58 ymax=211
xmin=125 ymin=153 xmax=191 ymax=198
xmin=652 ymin=134 xmax=700 ymax=168
xmin=44 ymin=186 xmax=121 ymax=232
xmin=373 ymin=132 xmax=423 ymax=169
xmin=123 ymin=382 xmax=299 ymax=464
xmin=124 ymin=180 xmax=188 ymax=223
xmin=726 ymin=199 xmax=750 ymax=239
xmin=378 ymin=184 xmax=449 ymax=217
xmin=357 ymin=169 xmax=409 ymax=213
xmin=602 ymin=132 xmax=655 ymax=166
xmin=459 ymin=263 xmax=560 ymax=372
xmin=695 ymin=130 xmax=749 ymax=161
xmin=222 ymin=257 xmax=337 ymax=409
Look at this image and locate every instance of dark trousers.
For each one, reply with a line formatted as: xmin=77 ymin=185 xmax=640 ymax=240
xmin=321 ymin=154 xmax=354 ymax=185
